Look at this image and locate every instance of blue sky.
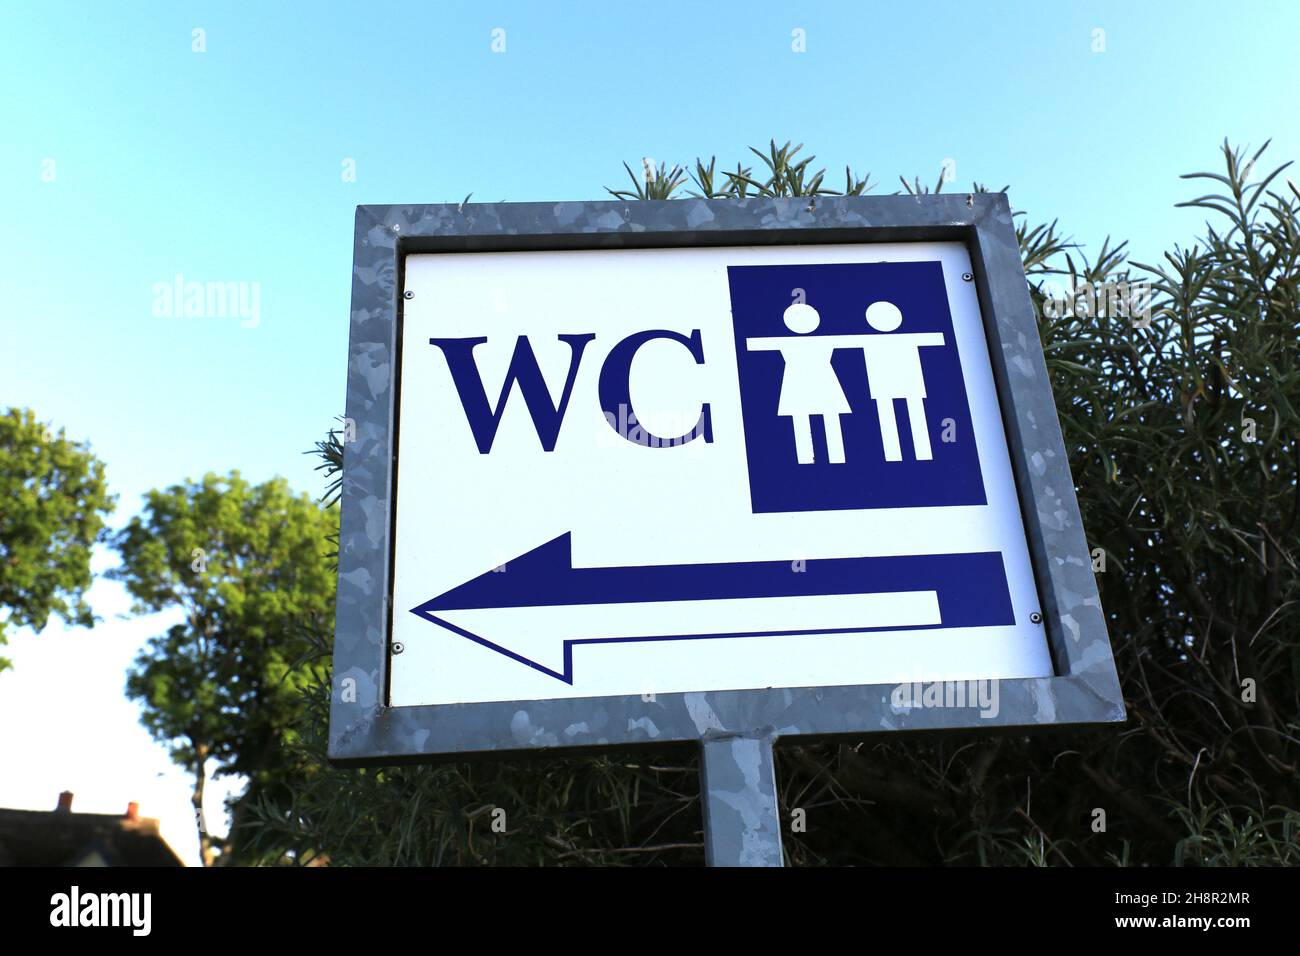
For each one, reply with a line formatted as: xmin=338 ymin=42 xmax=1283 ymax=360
xmin=1 ymin=1 xmax=1296 ymax=864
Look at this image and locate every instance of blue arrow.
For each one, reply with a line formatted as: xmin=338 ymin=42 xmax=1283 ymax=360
xmin=410 ymin=534 xmax=1015 ymax=684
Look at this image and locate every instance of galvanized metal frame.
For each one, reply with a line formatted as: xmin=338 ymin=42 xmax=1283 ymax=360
xmin=329 ymin=194 xmax=1125 ymax=777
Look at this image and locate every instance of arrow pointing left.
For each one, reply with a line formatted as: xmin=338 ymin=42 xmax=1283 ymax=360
xmin=409 ymin=534 xmax=1014 ymax=684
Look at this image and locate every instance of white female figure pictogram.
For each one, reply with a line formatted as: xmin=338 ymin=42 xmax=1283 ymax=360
xmin=746 ymin=302 xmax=863 ymax=465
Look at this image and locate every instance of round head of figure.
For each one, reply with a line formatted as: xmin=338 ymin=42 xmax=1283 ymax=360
xmin=783 ymin=302 xmax=820 ymax=334
xmin=865 ymin=300 xmax=903 ymax=332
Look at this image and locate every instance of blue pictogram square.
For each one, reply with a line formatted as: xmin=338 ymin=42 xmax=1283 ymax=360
xmin=728 ymin=260 xmax=986 ymax=513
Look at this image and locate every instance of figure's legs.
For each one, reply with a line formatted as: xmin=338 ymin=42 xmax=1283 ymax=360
xmin=876 ymin=399 xmax=902 ymax=462
xmin=823 ymin=414 xmax=847 ymax=464
xmin=792 ymin=415 xmax=815 ymax=464
xmin=906 ymin=397 xmax=933 ymax=461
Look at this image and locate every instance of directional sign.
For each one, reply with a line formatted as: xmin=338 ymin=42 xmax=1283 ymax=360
xmin=331 ymin=197 xmax=1125 ymax=866
xmin=330 ymin=195 xmax=1123 ymax=769
xmin=390 ymin=242 xmax=1053 ymax=705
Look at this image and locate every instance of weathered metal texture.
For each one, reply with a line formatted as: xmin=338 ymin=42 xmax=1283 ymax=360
xmin=700 ymin=733 xmax=783 ymax=867
xmin=330 ymin=194 xmax=1125 ymax=772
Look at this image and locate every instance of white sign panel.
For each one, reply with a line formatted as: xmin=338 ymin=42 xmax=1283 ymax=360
xmin=389 ymin=241 xmax=1053 ymax=706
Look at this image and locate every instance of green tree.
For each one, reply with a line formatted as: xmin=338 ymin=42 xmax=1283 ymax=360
xmin=246 ymin=140 xmax=1297 ymax=866
xmin=111 ymin=471 xmax=337 ymax=865
xmin=0 ymin=407 xmax=115 ymax=672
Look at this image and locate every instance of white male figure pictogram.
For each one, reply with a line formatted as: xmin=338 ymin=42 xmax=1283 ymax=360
xmin=861 ymin=300 xmax=945 ymax=461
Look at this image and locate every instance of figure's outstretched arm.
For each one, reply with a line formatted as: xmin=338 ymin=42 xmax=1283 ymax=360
xmin=813 ymin=334 xmax=873 ymax=349
xmin=745 ymin=337 xmax=789 ymax=351
xmin=905 ymin=332 xmax=945 ymax=348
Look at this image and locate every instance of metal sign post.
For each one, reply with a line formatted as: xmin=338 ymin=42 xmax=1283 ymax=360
xmin=700 ymin=732 xmax=783 ymax=866
xmin=328 ymin=195 xmax=1125 ymax=867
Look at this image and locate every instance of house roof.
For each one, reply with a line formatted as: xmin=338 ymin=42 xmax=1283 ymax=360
xmin=0 ymin=806 xmax=185 ymax=867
